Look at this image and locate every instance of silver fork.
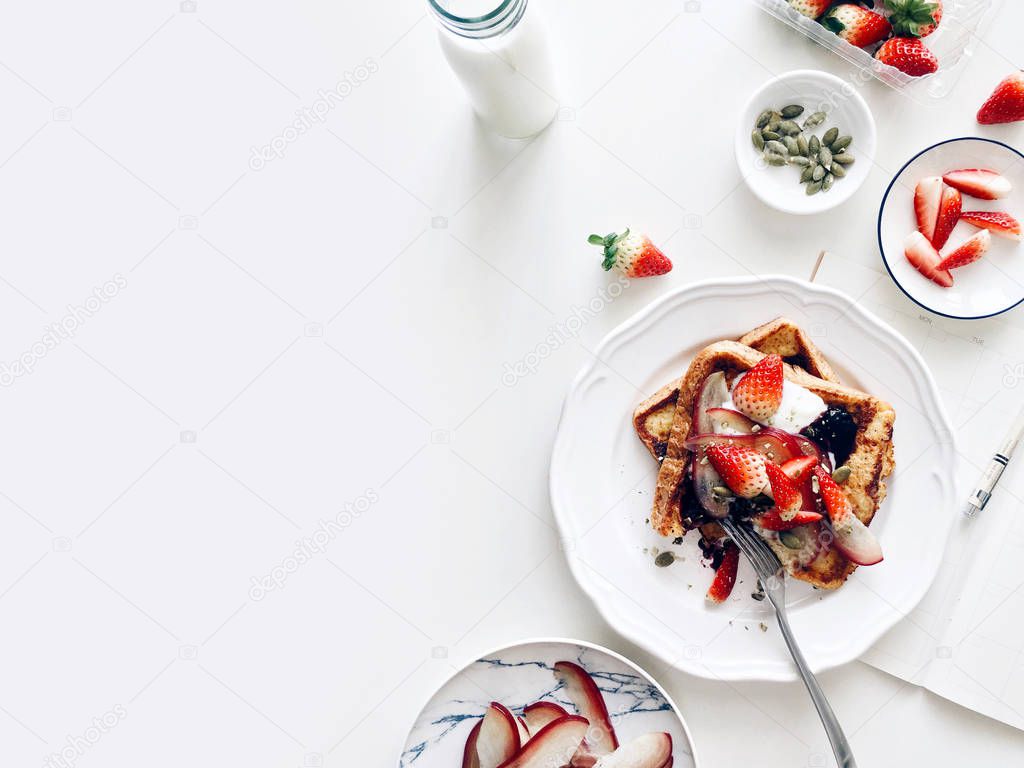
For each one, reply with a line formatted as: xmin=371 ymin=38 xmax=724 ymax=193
xmin=719 ymin=517 xmax=857 ymax=768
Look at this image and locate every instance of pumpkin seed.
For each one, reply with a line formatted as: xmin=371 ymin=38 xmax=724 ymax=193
xmin=832 ymin=465 xmax=852 ymax=484
xmin=809 ymin=135 xmax=820 ymax=154
xmin=655 ymin=551 xmax=676 ymax=567
xmin=782 ymin=136 xmax=800 ymax=155
xmin=803 ymin=111 xmax=826 ymax=129
xmin=822 ymin=172 xmax=835 ymax=192
xmin=779 ymin=530 xmax=803 ymax=549
xmin=781 ymin=104 xmax=804 ymax=119
xmin=812 ymin=164 xmax=825 ymax=181
xmin=831 ymin=163 xmax=847 ymax=178
xmin=764 ymin=152 xmax=787 ymax=166
xmin=789 ymin=155 xmax=811 ymax=166
xmin=762 ymin=129 xmax=781 ymax=141
xmin=822 ymin=126 xmax=839 ymax=147
xmin=806 ymin=180 xmax=823 ymax=195
xmin=755 ymin=109 xmax=773 ymax=129
xmin=751 ymin=130 xmax=765 ymax=151
xmin=831 ymin=135 xmax=853 ymax=152
xmin=832 ymin=152 xmax=855 ymax=165
xmin=819 ymin=146 xmax=833 ymax=170
xmin=765 ymin=140 xmax=788 ymax=155
xmin=800 ymin=164 xmax=815 ymax=182
xmin=712 ymin=485 xmax=734 ymax=498
xmin=797 ymin=134 xmax=809 ymax=156
xmin=779 ymin=119 xmax=801 ymax=136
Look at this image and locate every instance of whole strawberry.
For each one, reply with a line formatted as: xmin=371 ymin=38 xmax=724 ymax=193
xmin=977 ymin=72 xmax=1024 ymax=125
xmin=875 ymin=37 xmax=938 ymax=76
xmin=886 ymin=0 xmax=943 ymax=37
xmin=731 ymin=354 xmax=784 ymax=422
xmin=823 ymin=4 xmax=892 ymax=47
xmin=786 ymin=0 xmax=832 ymax=19
xmin=588 ymin=228 xmax=672 ymax=277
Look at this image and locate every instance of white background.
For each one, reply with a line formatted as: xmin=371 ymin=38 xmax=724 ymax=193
xmin=1 ymin=1 xmax=1023 ymax=766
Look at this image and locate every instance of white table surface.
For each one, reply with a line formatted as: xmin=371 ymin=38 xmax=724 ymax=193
xmin=2 ymin=1 xmax=1023 ymax=766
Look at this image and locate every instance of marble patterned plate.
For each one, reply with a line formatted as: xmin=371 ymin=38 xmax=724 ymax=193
xmin=399 ymin=638 xmax=699 ymax=767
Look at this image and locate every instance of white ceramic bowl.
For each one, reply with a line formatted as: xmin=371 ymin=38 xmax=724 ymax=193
xmin=878 ymin=137 xmax=1024 ymax=320
xmin=550 ymin=277 xmax=957 ymax=681
xmin=735 ymin=69 xmax=876 ymax=215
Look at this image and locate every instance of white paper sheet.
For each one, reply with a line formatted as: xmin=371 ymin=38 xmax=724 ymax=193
xmin=815 ymin=255 xmax=1024 ymax=732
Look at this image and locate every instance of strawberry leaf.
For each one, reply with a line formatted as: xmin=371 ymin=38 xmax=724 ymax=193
xmin=587 ymin=234 xmax=605 ymax=245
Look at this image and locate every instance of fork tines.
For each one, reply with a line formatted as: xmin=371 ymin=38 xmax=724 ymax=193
xmin=720 ymin=518 xmax=783 ymax=582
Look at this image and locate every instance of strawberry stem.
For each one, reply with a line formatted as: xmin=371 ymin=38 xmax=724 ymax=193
xmin=587 ymin=228 xmax=629 ymax=271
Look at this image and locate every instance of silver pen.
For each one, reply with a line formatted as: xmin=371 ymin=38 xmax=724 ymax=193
xmin=964 ymin=405 xmax=1024 ymax=517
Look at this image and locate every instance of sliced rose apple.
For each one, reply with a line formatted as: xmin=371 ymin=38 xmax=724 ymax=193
xmin=592 ymin=732 xmax=673 ymax=768
xmin=496 ymin=715 xmax=589 ymax=768
xmin=553 ymin=661 xmax=618 ymax=755
xmin=477 ymin=702 xmax=521 ymax=768
xmin=463 ymin=720 xmax=483 ymax=768
xmin=522 ymin=702 xmax=567 ymax=737
xmin=690 ymin=372 xmax=732 ymax=518
xmin=705 ymin=407 xmax=756 ymax=435
xmin=515 ymin=717 xmax=530 ymax=747
xmin=813 ymin=466 xmax=882 ymax=566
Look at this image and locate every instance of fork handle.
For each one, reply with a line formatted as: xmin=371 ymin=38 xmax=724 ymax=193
xmin=775 ymin=608 xmax=857 ymax=768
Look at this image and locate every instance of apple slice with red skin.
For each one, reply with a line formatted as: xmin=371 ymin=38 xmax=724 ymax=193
xmin=515 ymin=717 xmax=530 ymax=746
xmin=591 ymin=732 xmax=673 ymax=768
xmin=705 ymin=407 xmax=756 ymax=435
xmin=522 ymin=702 xmax=567 ymax=737
xmin=685 ymin=429 xmax=828 ymax=471
xmin=476 ymin=702 xmax=521 ymax=768
xmin=690 ymin=373 xmax=732 ymax=518
xmin=496 ymin=715 xmax=588 ymax=768
xmin=553 ymin=661 xmax=618 ymax=755
xmin=813 ymin=466 xmax=883 ymax=566
xmin=463 ymin=720 xmax=483 ymax=768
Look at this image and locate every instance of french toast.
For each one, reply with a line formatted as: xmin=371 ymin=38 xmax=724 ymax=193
xmin=634 ymin=318 xmax=895 ymax=590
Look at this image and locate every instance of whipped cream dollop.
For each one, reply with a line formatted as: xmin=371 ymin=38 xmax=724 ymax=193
xmin=721 ymin=374 xmax=826 ymax=434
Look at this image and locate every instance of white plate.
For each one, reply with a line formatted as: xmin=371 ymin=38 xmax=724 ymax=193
xmin=735 ymin=69 xmax=876 ymax=215
xmin=399 ymin=638 xmax=699 ymax=768
xmin=550 ymin=276 xmax=957 ymax=682
xmin=879 ymin=137 xmax=1024 ymax=319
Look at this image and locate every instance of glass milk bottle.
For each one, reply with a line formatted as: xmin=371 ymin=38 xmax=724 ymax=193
xmin=428 ymin=0 xmax=559 ymax=139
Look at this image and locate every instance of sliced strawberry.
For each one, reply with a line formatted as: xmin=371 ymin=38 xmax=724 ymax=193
xmin=936 ymin=229 xmax=991 ymax=270
xmin=706 ymin=541 xmax=739 ymax=604
xmin=704 ymin=444 xmax=769 ymax=499
xmin=755 ymin=508 xmax=823 ymax=531
xmin=932 ymin=185 xmax=962 ymax=249
xmin=914 ymin=176 xmax=943 ymax=243
xmin=875 ymin=37 xmax=938 ymax=77
xmin=813 ymin=466 xmax=882 ymax=566
xmin=731 ymin=354 xmax=783 ymax=422
xmin=977 ymin=71 xmax=1024 ymax=125
xmin=763 ymin=461 xmax=803 ymax=520
xmin=942 ymin=169 xmax=1012 ymax=200
xmin=904 ymin=231 xmax=953 ymax=287
xmin=960 ymin=210 xmax=1022 ymax=242
xmin=780 ymin=455 xmax=817 ymax=484
xmin=588 ymin=229 xmax=672 ymax=278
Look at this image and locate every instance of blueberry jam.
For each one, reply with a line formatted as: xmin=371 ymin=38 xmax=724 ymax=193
xmin=801 ymin=405 xmax=857 ymax=464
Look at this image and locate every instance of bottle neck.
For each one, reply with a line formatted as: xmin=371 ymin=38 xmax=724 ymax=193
xmin=427 ymin=0 xmax=528 ymax=39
